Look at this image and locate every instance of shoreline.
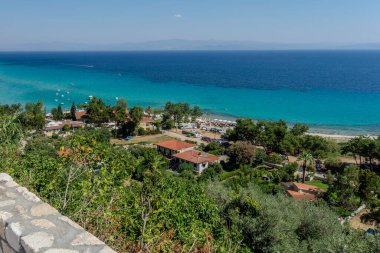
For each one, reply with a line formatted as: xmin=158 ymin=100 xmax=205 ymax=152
xmin=305 ymin=133 xmax=371 ymax=142
xmin=202 ymin=111 xmax=379 ymax=141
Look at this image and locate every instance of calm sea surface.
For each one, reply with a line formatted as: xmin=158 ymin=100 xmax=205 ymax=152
xmin=0 ymin=51 xmax=379 ymax=135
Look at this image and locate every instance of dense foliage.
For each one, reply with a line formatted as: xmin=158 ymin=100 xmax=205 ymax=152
xmin=226 ymin=119 xmax=338 ymax=158
xmin=0 ymin=103 xmax=379 ymax=252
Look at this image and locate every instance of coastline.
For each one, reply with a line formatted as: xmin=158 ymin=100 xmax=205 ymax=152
xmin=1 ymin=51 xmax=380 ymax=138
xmin=203 ymin=110 xmax=379 ymax=141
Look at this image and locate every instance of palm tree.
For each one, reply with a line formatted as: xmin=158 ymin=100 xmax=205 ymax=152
xmin=298 ymin=152 xmax=313 ymax=183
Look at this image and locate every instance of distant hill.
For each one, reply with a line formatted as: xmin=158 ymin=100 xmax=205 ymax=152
xmin=1 ymin=39 xmax=380 ymax=51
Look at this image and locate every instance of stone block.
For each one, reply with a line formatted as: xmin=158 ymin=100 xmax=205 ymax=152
xmin=0 ymin=200 xmax=16 ymax=208
xmin=30 ymin=204 xmax=58 ymax=217
xmin=0 ymin=211 xmax=13 ymax=238
xmin=21 ymin=231 xmax=54 ymax=253
xmin=0 ymin=174 xmax=12 ymax=183
xmin=16 ymin=187 xmax=41 ymax=203
xmin=30 ymin=219 xmax=56 ymax=230
xmin=4 ymin=192 xmax=17 ymax=199
xmin=43 ymin=249 xmax=79 ymax=253
xmin=71 ymin=232 xmax=104 ymax=246
xmin=58 ymin=217 xmax=82 ymax=230
xmin=4 ymin=181 xmax=18 ymax=188
xmin=1 ymin=239 xmax=17 ymax=253
xmin=98 ymin=246 xmax=117 ymax=253
xmin=5 ymin=222 xmax=23 ymax=252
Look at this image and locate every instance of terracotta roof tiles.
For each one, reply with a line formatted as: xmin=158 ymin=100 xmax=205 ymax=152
xmin=173 ymin=150 xmax=219 ymax=164
xmin=155 ymin=139 xmax=195 ymax=151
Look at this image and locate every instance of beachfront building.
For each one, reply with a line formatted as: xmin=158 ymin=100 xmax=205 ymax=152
xmin=173 ymin=150 xmax=219 ymax=174
xmin=139 ymin=117 xmax=156 ymax=131
xmin=155 ymin=139 xmax=195 ymax=157
xmin=285 ymin=182 xmax=323 ymax=201
xmin=43 ymin=121 xmax=84 ymax=136
xmin=75 ymin=110 xmax=90 ymax=123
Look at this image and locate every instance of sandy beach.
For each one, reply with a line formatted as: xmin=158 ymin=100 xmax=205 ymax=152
xmin=306 ymin=132 xmax=378 ymax=142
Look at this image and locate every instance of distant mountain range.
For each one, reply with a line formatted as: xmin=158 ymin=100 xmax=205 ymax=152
xmin=1 ymin=39 xmax=380 ymax=51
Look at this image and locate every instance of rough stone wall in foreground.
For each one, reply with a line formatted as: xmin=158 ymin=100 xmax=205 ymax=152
xmin=0 ymin=173 xmax=116 ymax=253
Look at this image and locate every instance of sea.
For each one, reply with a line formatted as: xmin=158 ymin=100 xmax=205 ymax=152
xmin=0 ymin=51 xmax=380 ymax=135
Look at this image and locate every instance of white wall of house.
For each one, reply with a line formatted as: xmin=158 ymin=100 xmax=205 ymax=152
xmin=196 ymin=162 xmax=209 ymax=174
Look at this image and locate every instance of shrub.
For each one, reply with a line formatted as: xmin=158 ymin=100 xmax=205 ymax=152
xmin=267 ymin=153 xmax=283 ymax=164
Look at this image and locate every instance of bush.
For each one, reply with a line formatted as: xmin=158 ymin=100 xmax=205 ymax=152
xmin=199 ymin=163 xmax=223 ymax=181
xmin=62 ymin=124 xmax=71 ymax=132
xmin=324 ymin=156 xmax=343 ymax=174
xmin=227 ymin=141 xmax=256 ymax=165
xmin=266 ymin=153 xmax=283 ymax=164
xmin=203 ymin=142 xmax=224 ymax=156
xmin=137 ymin=127 xmax=146 ymax=136
xmin=178 ymin=163 xmax=194 ymax=173
xmin=255 ymin=149 xmax=268 ymax=161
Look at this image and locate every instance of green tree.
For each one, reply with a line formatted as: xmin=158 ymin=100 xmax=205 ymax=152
xmin=145 ymin=106 xmax=153 ymax=117
xmin=113 ymin=98 xmax=128 ymax=124
xmin=57 ymin=104 xmax=64 ymax=120
xmin=20 ymin=101 xmax=46 ymax=130
xmin=87 ymin=97 xmax=111 ymax=124
xmin=190 ymin=105 xmax=202 ymax=122
xmin=70 ymin=102 xmax=77 ymax=121
xmin=298 ymin=152 xmax=313 ymax=182
xmin=290 ymin=123 xmax=309 ymax=136
xmin=129 ymin=106 xmax=144 ymax=135
xmin=227 ymin=141 xmax=256 ymax=166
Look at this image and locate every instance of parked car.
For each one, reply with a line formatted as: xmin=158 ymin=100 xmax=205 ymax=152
xmin=201 ymin=137 xmax=212 ymax=142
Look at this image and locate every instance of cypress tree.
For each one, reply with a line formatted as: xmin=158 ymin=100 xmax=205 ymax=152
xmin=70 ymin=102 xmax=77 ymax=121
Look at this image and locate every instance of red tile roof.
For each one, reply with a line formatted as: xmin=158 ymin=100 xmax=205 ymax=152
xmin=155 ymin=139 xmax=195 ymax=151
xmin=75 ymin=111 xmax=88 ymax=120
xmin=287 ymin=190 xmax=317 ymax=201
xmin=141 ymin=117 xmax=153 ymax=123
xmin=293 ymin=182 xmax=323 ymax=192
xmin=173 ymin=150 xmax=219 ymax=164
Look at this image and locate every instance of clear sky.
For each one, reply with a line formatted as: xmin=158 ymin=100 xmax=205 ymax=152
xmin=1 ymin=0 xmax=380 ymax=45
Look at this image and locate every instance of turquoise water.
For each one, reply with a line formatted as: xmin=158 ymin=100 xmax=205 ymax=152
xmin=0 ymin=51 xmax=380 ymax=135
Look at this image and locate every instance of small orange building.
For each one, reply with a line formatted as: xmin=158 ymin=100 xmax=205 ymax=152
xmin=286 ymin=182 xmax=323 ymax=201
xmin=173 ymin=150 xmax=219 ymax=174
xmin=155 ymin=139 xmax=195 ymax=157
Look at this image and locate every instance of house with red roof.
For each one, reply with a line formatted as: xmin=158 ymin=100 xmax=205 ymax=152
xmin=155 ymin=139 xmax=195 ymax=157
xmin=139 ymin=117 xmax=155 ymax=131
xmin=286 ymin=190 xmax=317 ymax=201
xmin=75 ymin=110 xmax=89 ymax=123
xmin=173 ymin=150 xmax=219 ymax=174
xmin=43 ymin=121 xmax=84 ymax=136
xmin=286 ymin=182 xmax=324 ymax=201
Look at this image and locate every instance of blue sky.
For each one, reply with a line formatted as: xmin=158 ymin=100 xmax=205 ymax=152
xmin=1 ymin=0 xmax=380 ymax=45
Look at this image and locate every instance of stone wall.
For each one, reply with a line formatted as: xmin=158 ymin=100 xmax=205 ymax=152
xmin=0 ymin=173 xmax=116 ymax=253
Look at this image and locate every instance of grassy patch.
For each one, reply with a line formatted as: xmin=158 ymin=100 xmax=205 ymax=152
xmin=219 ymin=169 xmax=244 ymax=181
xmin=306 ymin=180 xmax=329 ymax=191
xmin=111 ymin=134 xmax=173 ymax=145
